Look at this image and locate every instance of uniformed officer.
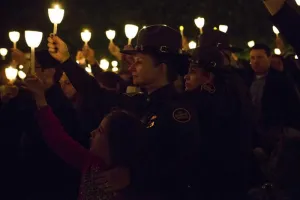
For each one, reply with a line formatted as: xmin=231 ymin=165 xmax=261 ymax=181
xmin=185 ymin=46 xmax=255 ymax=200
xmin=47 ymin=25 xmax=200 ymax=199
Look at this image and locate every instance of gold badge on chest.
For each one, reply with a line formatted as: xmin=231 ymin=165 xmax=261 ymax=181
xmin=146 ymin=115 xmax=158 ymax=128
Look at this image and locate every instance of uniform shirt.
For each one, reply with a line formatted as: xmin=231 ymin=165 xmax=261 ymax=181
xmin=60 ymin=59 xmax=200 ymax=198
xmin=131 ymin=84 xmax=200 ymax=198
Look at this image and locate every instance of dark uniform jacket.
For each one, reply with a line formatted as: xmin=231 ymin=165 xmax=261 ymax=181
xmin=59 ymin=59 xmax=200 ymax=199
xmin=185 ymin=69 xmax=255 ymax=200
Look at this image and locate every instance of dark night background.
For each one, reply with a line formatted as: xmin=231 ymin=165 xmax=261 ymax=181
xmin=0 ymin=0 xmax=299 ymax=59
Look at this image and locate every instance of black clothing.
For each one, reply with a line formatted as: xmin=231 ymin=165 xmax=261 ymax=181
xmin=60 ymin=59 xmax=200 ymax=199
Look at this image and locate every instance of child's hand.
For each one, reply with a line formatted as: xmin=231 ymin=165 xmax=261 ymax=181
xmin=24 ymin=75 xmax=48 ymax=107
xmin=0 ymin=85 xmax=19 ymax=103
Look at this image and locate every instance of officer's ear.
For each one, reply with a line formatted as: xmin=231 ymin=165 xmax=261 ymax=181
xmin=157 ymin=62 xmax=168 ymax=74
xmin=150 ymin=53 xmax=168 ymax=75
xmin=201 ymin=70 xmax=211 ymax=79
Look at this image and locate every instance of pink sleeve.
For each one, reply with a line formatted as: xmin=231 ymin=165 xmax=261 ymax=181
xmin=36 ymin=106 xmax=102 ymax=171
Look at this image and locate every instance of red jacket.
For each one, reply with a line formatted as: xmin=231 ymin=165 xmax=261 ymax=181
xmin=36 ymin=106 xmax=118 ymax=200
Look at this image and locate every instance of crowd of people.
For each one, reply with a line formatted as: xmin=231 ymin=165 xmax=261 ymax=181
xmin=1 ymin=0 xmax=300 ymax=199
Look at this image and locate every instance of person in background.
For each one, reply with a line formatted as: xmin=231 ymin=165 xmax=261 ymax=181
xmin=0 ymin=59 xmax=29 ymax=199
xmin=59 ymin=45 xmax=117 ymax=148
xmin=248 ymin=1 xmax=300 ymax=199
xmin=82 ymin=45 xmax=128 ymax=94
xmin=197 ymin=30 xmax=244 ymax=67
xmin=22 ymin=50 xmax=85 ymax=200
xmin=0 ymin=60 xmax=19 ymax=104
xmin=274 ymin=36 xmax=300 ymax=89
xmin=108 ymin=42 xmax=133 ymax=83
xmin=271 ymin=54 xmax=284 ymax=72
xmin=95 ymin=71 xmax=127 ymax=93
xmin=118 ymin=69 xmax=132 ymax=83
xmin=3 ymin=49 xmax=85 ymax=199
xmin=174 ymin=75 xmax=184 ymax=93
xmin=60 ymin=72 xmax=77 ymax=100
xmin=76 ymin=50 xmax=86 ymax=66
xmin=108 ymin=42 xmax=122 ymax=61
xmin=263 ymin=0 xmax=300 ymax=56
xmin=184 ymin=46 xmax=255 ymax=200
xmin=249 ymin=44 xmax=300 ymax=148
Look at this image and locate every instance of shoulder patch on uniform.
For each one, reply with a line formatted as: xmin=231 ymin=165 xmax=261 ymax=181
xmin=172 ymin=108 xmax=191 ymax=123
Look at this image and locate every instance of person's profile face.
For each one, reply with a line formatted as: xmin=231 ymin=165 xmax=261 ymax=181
xmin=184 ymin=66 xmax=209 ymax=91
xmin=59 ymin=73 xmax=76 ymax=99
xmin=90 ymin=117 xmax=110 ymax=161
xmin=128 ymin=53 xmax=162 ymax=87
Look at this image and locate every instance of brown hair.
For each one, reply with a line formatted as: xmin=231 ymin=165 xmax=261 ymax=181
xmin=149 ymin=53 xmax=189 ymax=82
xmin=95 ymin=72 xmax=126 ymax=93
xmin=105 ymin=110 xmax=143 ymax=167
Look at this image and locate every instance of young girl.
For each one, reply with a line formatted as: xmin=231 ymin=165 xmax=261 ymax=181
xmin=26 ymin=76 xmax=142 ymax=200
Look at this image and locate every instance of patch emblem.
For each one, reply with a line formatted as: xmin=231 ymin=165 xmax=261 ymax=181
xmin=173 ymin=108 xmax=191 ymax=123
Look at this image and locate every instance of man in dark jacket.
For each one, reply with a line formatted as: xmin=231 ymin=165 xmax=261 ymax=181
xmin=248 ymin=43 xmax=300 ymax=152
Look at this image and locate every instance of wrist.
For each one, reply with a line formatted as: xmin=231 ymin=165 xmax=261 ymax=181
xmin=61 ymin=55 xmax=71 ymax=64
xmin=36 ymin=103 xmax=48 ymax=110
xmin=35 ymin=95 xmax=48 ymax=107
xmin=36 ymin=102 xmax=48 ymax=109
xmin=88 ymin=58 xmax=96 ymax=65
xmin=44 ymin=81 xmax=55 ymax=90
